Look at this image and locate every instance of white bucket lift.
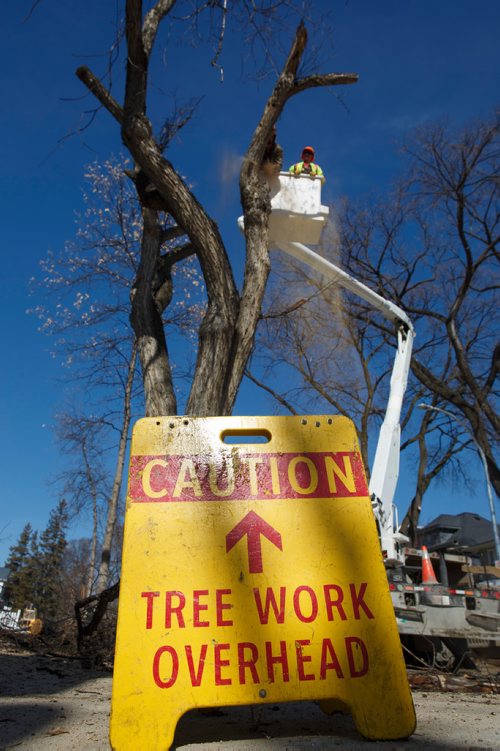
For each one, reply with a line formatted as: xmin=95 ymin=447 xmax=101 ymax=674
xmin=238 ymin=172 xmax=415 ymax=562
xmin=269 ymin=172 xmax=329 ymax=245
xmin=238 ymin=172 xmax=329 ymax=246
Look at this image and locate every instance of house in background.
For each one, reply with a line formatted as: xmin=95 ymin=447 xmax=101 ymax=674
xmin=0 ymin=566 xmax=22 ymax=629
xmin=418 ymin=512 xmax=500 ymax=586
xmin=0 ymin=566 xmax=9 ymax=601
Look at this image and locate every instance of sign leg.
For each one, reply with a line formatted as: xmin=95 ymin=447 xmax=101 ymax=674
xmin=110 ymin=701 xmax=179 ymax=751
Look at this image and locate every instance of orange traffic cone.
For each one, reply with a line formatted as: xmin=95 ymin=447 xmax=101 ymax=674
xmin=421 ymin=546 xmax=439 ymax=585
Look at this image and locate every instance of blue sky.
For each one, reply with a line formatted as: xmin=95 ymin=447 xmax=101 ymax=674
xmin=1 ymin=1 xmax=498 ymax=563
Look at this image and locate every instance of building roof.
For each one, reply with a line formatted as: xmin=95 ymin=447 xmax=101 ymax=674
xmin=421 ymin=512 xmax=499 ymax=551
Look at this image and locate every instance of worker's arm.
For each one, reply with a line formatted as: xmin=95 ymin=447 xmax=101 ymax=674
xmin=315 ymin=165 xmax=325 ymax=183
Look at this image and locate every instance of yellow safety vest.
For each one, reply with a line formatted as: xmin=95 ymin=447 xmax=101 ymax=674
xmin=289 ymin=161 xmax=324 ymax=177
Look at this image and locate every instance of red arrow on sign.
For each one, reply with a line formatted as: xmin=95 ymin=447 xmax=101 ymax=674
xmin=226 ymin=511 xmax=282 ymax=574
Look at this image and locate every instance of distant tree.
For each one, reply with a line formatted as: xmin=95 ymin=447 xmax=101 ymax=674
xmin=32 ymin=500 xmax=69 ymax=621
xmin=341 ymin=114 xmax=499 ymax=535
xmin=4 ymin=524 xmax=36 ymax=610
xmin=55 ymin=413 xmax=110 ymax=598
xmin=60 ymin=538 xmax=94 ymax=604
xmin=95 ymin=344 xmax=136 ymax=594
xmin=33 ymin=158 xmax=202 ymax=594
xmin=54 ymin=344 xmax=136 ymax=596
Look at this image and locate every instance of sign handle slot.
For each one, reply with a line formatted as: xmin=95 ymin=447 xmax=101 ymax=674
xmin=221 ymin=429 xmax=272 ymax=444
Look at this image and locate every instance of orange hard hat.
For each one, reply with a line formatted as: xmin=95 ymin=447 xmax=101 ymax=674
xmin=302 ymin=145 xmax=315 ymax=155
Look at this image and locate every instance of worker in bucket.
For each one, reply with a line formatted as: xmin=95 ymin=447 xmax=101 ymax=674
xmin=289 ymin=146 xmax=325 ymax=181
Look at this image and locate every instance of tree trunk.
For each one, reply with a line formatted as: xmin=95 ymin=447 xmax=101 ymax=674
xmin=130 ymin=207 xmax=177 ymax=416
xmin=83 ymin=449 xmax=99 ymax=598
xmin=95 ymin=343 xmax=137 ymax=593
xmin=121 ymin=121 xmax=240 ymax=415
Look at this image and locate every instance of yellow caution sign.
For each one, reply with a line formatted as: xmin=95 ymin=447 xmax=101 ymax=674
xmin=110 ymin=416 xmax=415 ymax=749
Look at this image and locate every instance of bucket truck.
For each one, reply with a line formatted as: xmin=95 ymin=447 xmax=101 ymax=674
xmin=238 ymin=172 xmax=499 ymax=669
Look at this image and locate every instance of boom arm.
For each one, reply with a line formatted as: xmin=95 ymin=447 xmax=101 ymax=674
xmin=238 ymin=173 xmax=415 ymax=562
xmin=273 ymin=241 xmax=414 ymax=560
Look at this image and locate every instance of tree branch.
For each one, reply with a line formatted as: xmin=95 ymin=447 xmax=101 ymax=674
xmin=76 ymin=66 xmax=124 ymax=123
xmin=124 ymin=0 xmax=148 ymax=118
xmin=292 ymin=72 xmax=359 ymax=96
xmin=159 ymin=225 xmax=187 ymax=245
xmin=143 ymin=0 xmax=177 ymax=57
xmin=244 ymin=369 xmax=298 ymax=415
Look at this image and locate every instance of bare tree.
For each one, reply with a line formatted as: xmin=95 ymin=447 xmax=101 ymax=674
xmin=56 ymin=412 xmax=109 ymax=597
xmin=58 ymin=342 xmax=138 ymax=596
xmin=339 ymin=114 xmax=499 ymax=530
xmin=94 ymin=341 xmax=136 ymax=593
xmin=54 ymin=344 xmax=137 ymax=595
xmin=76 ymin=3 xmax=358 ymax=418
xmin=405 ymin=117 xmax=499 ymax=497
xmin=399 ymin=406 xmax=466 ymax=542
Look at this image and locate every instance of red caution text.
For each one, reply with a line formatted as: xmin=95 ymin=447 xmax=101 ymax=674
xmin=141 ymin=582 xmax=375 ymax=630
xmin=152 ymin=636 xmax=369 ymax=689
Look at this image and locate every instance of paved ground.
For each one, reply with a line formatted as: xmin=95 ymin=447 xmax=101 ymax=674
xmin=0 ymin=647 xmax=498 ymax=750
